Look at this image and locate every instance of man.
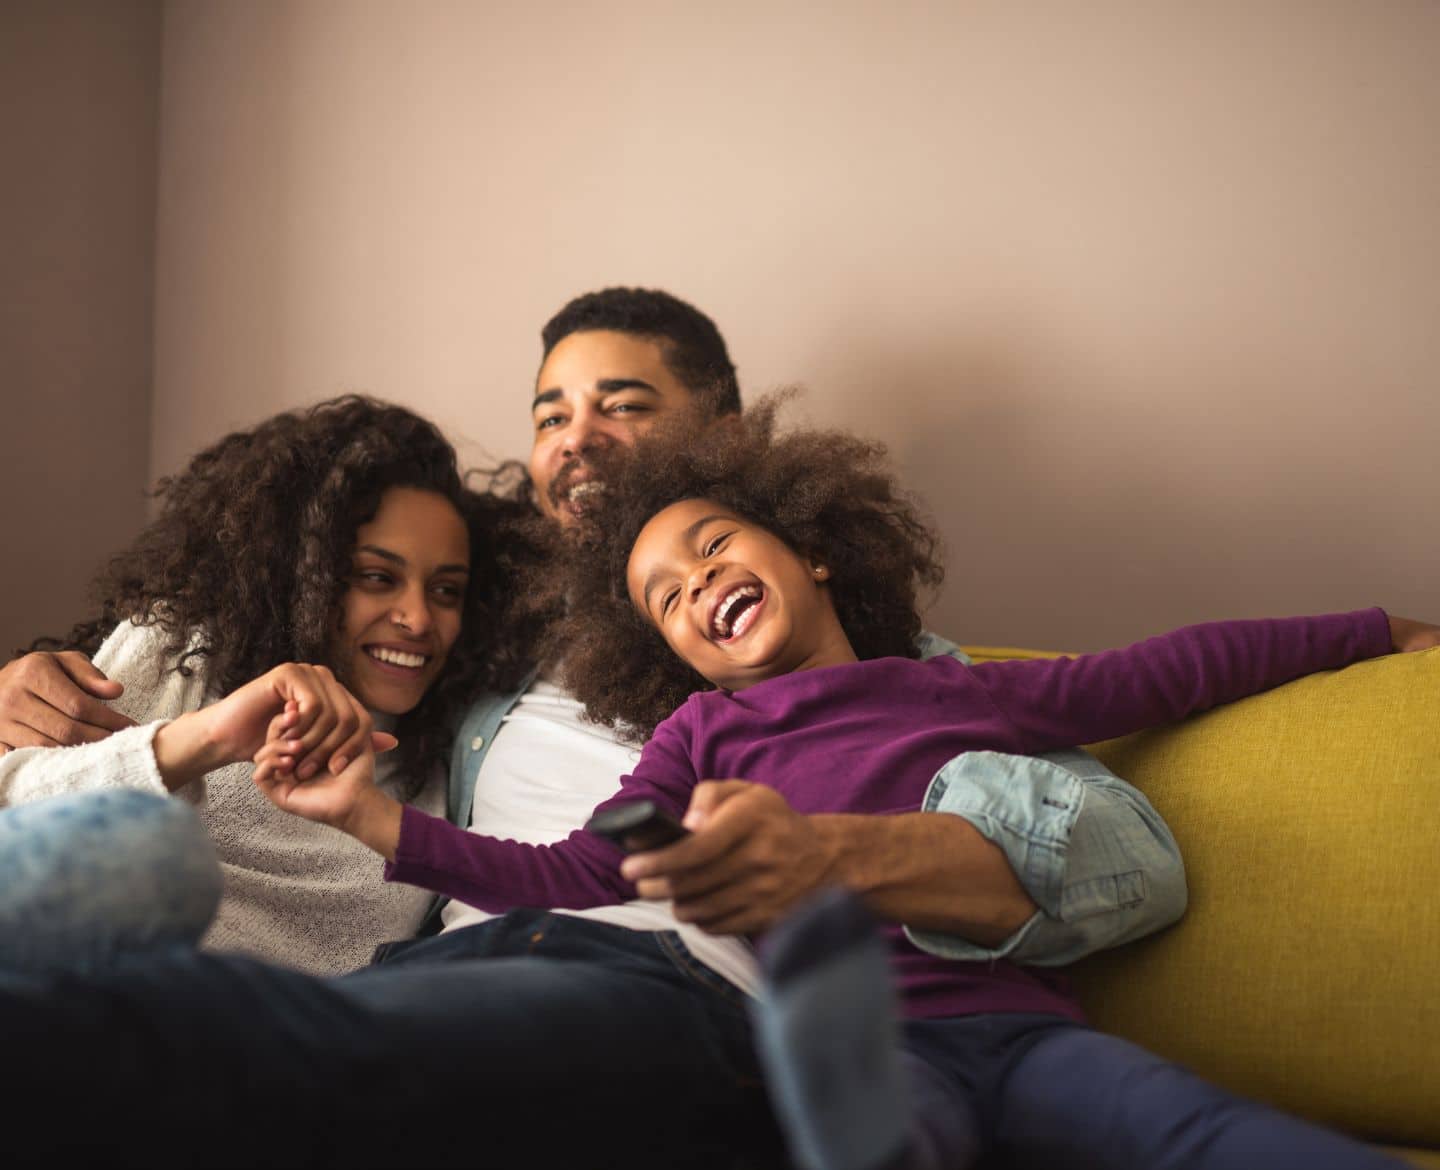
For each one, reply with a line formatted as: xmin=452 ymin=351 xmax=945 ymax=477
xmin=0 ymin=288 xmax=1185 ymax=1167
xmin=454 ymin=288 xmax=1183 ymax=964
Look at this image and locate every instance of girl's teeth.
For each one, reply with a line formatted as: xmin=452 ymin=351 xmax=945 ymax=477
xmin=713 ymin=586 xmax=762 ymax=637
xmin=730 ymin=602 xmax=759 ymax=640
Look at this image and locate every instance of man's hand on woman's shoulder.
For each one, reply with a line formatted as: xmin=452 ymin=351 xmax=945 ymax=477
xmin=0 ymin=651 xmax=135 ymax=755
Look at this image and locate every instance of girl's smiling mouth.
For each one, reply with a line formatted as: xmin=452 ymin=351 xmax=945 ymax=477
xmin=710 ymin=584 xmax=765 ymax=642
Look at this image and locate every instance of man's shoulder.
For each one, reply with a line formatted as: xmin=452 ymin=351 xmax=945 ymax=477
xmin=916 ymin=629 xmax=971 ymax=665
xmin=451 ymin=674 xmax=540 ymax=741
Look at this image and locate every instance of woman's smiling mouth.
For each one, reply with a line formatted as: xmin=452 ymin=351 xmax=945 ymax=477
xmin=365 ymin=645 xmax=430 ymax=674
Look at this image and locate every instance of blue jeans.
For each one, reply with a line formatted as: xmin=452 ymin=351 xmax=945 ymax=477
xmin=0 ymin=789 xmax=220 ymax=973
xmin=0 ymin=910 xmax=781 ymax=1169
xmin=901 ymin=1013 xmax=1404 ymax=1169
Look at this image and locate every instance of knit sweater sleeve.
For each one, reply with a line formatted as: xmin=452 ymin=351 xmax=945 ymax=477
xmin=0 ymin=621 xmax=210 ymax=808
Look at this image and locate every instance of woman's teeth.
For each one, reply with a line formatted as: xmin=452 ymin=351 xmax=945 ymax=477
xmin=367 ymin=647 xmax=427 ymax=669
xmin=713 ymin=585 xmax=763 ymax=639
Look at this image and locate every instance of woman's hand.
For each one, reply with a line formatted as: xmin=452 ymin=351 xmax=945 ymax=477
xmin=1387 ymin=616 xmax=1440 ymax=653
xmin=253 ymin=725 xmax=403 ymax=859
xmin=153 ymin=664 xmax=377 ymax=790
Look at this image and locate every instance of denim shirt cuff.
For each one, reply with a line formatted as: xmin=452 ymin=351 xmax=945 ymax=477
xmin=903 ymin=751 xmax=1084 ymax=961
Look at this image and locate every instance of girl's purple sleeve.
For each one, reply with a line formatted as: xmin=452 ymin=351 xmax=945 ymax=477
xmin=969 ymin=608 xmax=1391 ymax=754
xmin=584 ymin=703 xmax=702 ymax=826
xmin=384 ymin=806 xmax=633 ymax=912
xmin=383 ymin=703 xmax=703 ymax=913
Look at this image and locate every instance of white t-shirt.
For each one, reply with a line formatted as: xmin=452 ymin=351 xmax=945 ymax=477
xmin=439 ymin=679 xmax=759 ymax=996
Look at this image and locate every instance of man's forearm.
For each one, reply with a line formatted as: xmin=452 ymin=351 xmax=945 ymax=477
xmin=813 ymin=811 xmax=1037 ymax=945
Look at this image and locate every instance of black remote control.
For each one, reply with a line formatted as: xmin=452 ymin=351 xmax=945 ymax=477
xmin=585 ymin=800 xmax=690 ymax=852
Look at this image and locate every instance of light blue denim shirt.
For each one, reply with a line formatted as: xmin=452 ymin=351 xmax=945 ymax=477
xmin=443 ymin=634 xmax=1187 ymax=965
xmin=908 ymin=632 xmax=1186 ymax=965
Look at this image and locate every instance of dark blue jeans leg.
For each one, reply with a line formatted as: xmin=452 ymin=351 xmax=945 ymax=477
xmin=1 ymin=912 xmax=778 ymax=1170
xmin=994 ymin=1024 xmax=1406 ymax=1169
xmin=897 ymin=1015 xmax=1054 ymax=1170
xmin=351 ymin=912 xmax=775 ymax=1167
xmin=900 ymin=1049 xmax=984 ymax=1169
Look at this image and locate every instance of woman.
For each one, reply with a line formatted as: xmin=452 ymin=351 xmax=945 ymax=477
xmin=0 ymin=395 xmax=523 ymax=975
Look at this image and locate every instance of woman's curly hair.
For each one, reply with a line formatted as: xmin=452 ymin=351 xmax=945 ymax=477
xmin=37 ymin=395 xmax=533 ymax=793
xmin=531 ymin=393 xmax=945 ymax=739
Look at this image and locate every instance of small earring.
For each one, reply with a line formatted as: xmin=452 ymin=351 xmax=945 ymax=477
xmin=813 ymin=565 xmax=826 ymax=577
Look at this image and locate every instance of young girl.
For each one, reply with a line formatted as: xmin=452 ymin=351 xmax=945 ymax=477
xmin=0 ymin=395 xmax=523 ymax=975
xmin=257 ymin=399 xmax=1423 ymax=1168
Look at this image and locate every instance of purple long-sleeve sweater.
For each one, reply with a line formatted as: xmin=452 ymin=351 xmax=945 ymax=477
xmin=388 ymin=608 xmax=1390 ymax=1020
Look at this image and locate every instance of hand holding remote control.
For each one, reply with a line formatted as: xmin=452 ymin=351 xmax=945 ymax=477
xmin=585 ymin=800 xmax=690 ymax=853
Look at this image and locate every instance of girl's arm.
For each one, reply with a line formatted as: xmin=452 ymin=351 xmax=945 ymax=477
xmin=970 ymin=608 xmax=1396 ymax=754
xmin=383 ymin=804 xmax=638 ymax=912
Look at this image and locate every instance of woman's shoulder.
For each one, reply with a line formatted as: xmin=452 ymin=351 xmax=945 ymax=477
xmin=93 ymin=615 xmax=202 ymax=668
xmin=93 ymin=618 xmax=213 ymax=722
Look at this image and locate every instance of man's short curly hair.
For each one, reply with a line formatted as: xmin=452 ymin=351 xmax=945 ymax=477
xmin=541 ymin=287 xmax=742 ymax=417
xmin=537 ymin=394 xmax=944 ymax=739
xmin=35 ymin=395 xmax=531 ymax=792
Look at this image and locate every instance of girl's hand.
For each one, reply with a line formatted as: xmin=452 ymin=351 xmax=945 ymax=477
xmin=253 ymin=738 xmax=403 ymax=859
xmin=224 ymin=664 xmax=373 ymax=779
xmin=155 ymin=664 xmax=374 ymax=789
xmin=1387 ymin=616 xmax=1440 ymax=653
xmin=263 ymin=700 xmax=398 ymax=777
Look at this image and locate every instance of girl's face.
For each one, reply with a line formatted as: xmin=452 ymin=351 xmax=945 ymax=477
xmin=626 ymin=498 xmax=856 ymax=692
xmin=330 ymin=486 xmax=470 ymax=715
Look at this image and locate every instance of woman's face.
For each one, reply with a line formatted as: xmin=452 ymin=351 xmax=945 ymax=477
xmin=330 ymin=486 xmax=470 ymax=715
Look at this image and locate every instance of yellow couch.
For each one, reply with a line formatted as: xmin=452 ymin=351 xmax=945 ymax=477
xmin=962 ymin=645 xmax=1440 ymax=1167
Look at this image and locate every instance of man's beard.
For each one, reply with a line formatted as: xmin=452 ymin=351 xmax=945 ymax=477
xmin=547 ymin=450 xmax=622 ymax=518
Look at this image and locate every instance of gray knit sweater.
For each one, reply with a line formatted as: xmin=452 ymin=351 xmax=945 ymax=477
xmin=0 ymin=620 xmax=444 ymax=974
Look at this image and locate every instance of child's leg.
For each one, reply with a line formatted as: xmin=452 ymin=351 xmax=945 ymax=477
xmin=750 ymin=888 xmax=982 ymax=1170
xmin=0 ymin=789 xmax=220 ymax=974
xmin=995 ymin=1024 xmax=1406 ymax=1169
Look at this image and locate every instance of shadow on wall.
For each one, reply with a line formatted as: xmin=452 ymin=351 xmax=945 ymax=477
xmin=815 ymin=320 xmax=1388 ymax=651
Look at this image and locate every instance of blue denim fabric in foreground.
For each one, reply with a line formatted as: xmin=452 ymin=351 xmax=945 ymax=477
xmin=0 ymin=789 xmax=220 ymax=974
xmin=0 ymin=911 xmax=782 ymax=1170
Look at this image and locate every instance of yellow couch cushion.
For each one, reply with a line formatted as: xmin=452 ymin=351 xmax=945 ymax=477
xmin=1386 ymin=1148 xmax=1440 ymax=1170
xmin=1015 ymin=647 xmax=1440 ymax=1148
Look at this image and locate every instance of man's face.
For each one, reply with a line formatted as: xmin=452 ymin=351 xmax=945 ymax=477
xmin=529 ymin=329 xmax=698 ymax=527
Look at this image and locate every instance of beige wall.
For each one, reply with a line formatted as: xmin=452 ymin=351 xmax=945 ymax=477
xmin=0 ymin=1 xmax=161 ymax=658
xmin=34 ymin=0 xmax=1440 ymax=653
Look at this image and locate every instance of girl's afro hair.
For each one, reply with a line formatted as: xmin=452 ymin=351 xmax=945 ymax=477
xmin=528 ymin=392 xmax=945 ymax=738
